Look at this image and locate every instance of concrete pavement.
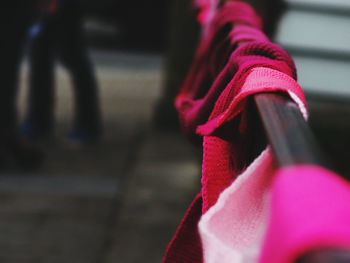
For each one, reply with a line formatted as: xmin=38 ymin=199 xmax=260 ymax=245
xmin=0 ymin=50 xmax=200 ymax=263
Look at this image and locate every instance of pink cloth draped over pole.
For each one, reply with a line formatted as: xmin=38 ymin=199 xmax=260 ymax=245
xmin=163 ymin=2 xmax=305 ymax=262
xmin=196 ymin=65 xmax=307 ymax=263
xmin=163 ymin=0 xmax=350 ymax=262
xmin=198 ymin=66 xmax=306 ymax=213
xmin=199 ymin=160 xmax=350 ymax=263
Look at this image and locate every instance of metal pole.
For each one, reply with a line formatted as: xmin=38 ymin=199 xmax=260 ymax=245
xmin=254 ymin=93 xmax=330 ymax=168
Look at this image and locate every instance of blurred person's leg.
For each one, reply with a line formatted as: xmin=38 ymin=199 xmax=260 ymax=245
xmin=22 ymin=17 xmax=56 ymax=140
xmin=0 ymin=2 xmax=43 ymax=169
xmin=0 ymin=16 xmax=23 ymax=139
xmin=56 ymin=0 xmax=101 ymax=142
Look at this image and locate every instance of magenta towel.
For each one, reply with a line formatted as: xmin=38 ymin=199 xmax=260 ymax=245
xmin=259 ymin=165 xmax=350 ymax=263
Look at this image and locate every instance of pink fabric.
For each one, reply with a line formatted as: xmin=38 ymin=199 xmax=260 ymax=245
xmin=164 ymin=53 xmax=307 ymax=262
xmin=229 ymin=25 xmax=269 ymax=45
xmin=197 ymin=67 xmax=307 ymax=263
xmin=163 ymin=1 xmax=350 ymax=262
xmin=194 ymin=0 xmax=217 ymax=26
xmin=163 ymin=1 xmax=311 ymax=262
xmin=198 ymin=160 xmax=350 ymax=263
xmin=176 ymin=24 xmax=295 ymax=139
xmin=162 ymin=194 xmax=203 ymax=263
xmin=176 ymin=1 xmax=262 ymax=115
xmin=200 ymin=67 xmax=306 ymax=212
xmin=199 ymin=149 xmax=275 ymax=263
xmin=197 ymin=66 xmax=307 ymax=137
xmin=259 ymin=165 xmax=350 ymax=263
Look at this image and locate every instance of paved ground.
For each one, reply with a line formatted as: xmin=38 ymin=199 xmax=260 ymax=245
xmin=0 ymin=50 xmax=200 ymax=263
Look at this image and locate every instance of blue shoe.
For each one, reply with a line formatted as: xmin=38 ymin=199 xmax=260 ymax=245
xmin=66 ymin=128 xmax=100 ymax=146
xmin=19 ymin=121 xmax=51 ymax=142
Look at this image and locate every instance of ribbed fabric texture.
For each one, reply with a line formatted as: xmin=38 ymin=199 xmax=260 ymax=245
xmin=162 ymin=194 xmax=203 ymax=263
xmin=162 ymin=1 xmax=309 ymax=262
xmin=199 ymin=149 xmax=275 ymax=263
xmin=175 ymin=2 xmax=293 ymax=139
xmin=199 ymin=66 xmax=306 ymax=213
xmin=163 ymin=1 xmax=350 ymax=262
xmin=163 ymin=2 xmax=304 ymax=262
xmin=196 ymin=66 xmax=307 ymax=263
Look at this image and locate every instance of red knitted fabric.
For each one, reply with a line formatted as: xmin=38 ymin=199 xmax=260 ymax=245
xmin=175 ymin=2 xmax=262 ymax=139
xmin=163 ymin=1 xmax=306 ymax=262
xmin=162 ymin=195 xmax=203 ymax=263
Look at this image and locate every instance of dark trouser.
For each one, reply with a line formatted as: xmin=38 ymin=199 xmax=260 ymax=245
xmin=0 ymin=2 xmax=35 ymax=141
xmin=27 ymin=1 xmax=101 ymax=135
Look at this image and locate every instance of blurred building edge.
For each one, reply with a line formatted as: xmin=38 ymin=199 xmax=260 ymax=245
xmin=153 ymin=0 xmax=286 ymax=131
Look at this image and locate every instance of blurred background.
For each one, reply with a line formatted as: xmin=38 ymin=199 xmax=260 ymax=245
xmin=0 ymin=0 xmax=349 ymax=262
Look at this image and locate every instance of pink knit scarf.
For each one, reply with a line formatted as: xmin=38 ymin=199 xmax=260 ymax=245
xmin=162 ymin=2 xmax=307 ymax=262
xmin=163 ymin=1 xmax=350 ymax=262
